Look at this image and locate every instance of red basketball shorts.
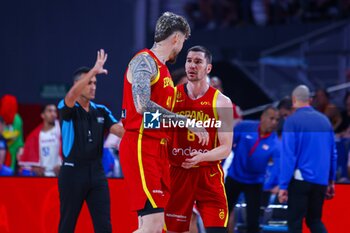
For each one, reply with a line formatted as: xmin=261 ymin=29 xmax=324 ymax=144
xmin=119 ymin=131 xmax=170 ymax=212
xmin=165 ymin=164 xmax=228 ymax=232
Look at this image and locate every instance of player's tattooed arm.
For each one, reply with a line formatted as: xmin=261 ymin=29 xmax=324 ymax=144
xmin=129 ymin=53 xmax=209 ymax=145
xmin=129 ymin=53 xmax=177 ymax=117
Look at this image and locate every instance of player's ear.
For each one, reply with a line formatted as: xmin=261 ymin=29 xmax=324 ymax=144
xmin=206 ymin=64 xmax=212 ymax=74
xmin=171 ymin=32 xmax=179 ymax=45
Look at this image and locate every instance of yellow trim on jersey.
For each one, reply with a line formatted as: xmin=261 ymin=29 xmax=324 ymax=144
xmin=217 ymin=164 xmax=229 ymax=227
xmin=171 ymin=86 xmax=178 ymax=111
xmin=213 ymin=90 xmax=220 ymax=147
xmin=150 ymin=65 xmax=160 ymax=86
xmin=137 ymin=123 xmax=158 ymax=208
xmin=213 ymin=89 xmax=219 ymax=120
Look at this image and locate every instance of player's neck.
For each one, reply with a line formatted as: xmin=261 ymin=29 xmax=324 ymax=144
xmin=187 ymin=81 xmax=209 ymax=100
xmin=150 ymin=42 xmax=169 ymax=64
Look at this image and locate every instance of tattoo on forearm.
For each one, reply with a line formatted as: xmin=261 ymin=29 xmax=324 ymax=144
xmin=130 ymin=54 xmax=157 ymax=112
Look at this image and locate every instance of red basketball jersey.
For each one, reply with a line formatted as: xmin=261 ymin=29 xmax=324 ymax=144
xmin=121 ymin=49 xmax=174 ymax=139
xmin=169 ymin=84 xmax=220 ymax=167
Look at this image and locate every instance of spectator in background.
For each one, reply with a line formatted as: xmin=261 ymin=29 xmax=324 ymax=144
xmin=0 ymin=117 xmax=13 ymax=176
xmin=172 ymin=68 xmax=188 ymax=86
xmin=218 ymin=0 xmax=239 ymax=28
xmin=336 ymin=92 xmax=350 ymax=137
xmin=184 ymin=0 xmax=218 ymax=29
xmin=259 ymin=97 xmax=293 ymax=206
xmin=268 ymin=0 xmax=300 ymax=24
xmin=278 ymin=85 xmax=337 ymax=233
xmin=348 ymin=151 xmax=350 ymax=179
xmin=277 ymin=96 xmax=293 ymax=135
xmin=225 ymin=106 xmax=280 ymax=233
xmin=210 ymin=76 xmax=242 ymax=126
xmin=211 ymin=76 xmax=242 ymax=182
xmin=18 ymin=104 xmax=61 ymax=177
xmin=313 ymin=89 xmax=342 ymax=131
xmin=300 ymin=0 xmax=338 ymax=21
xmin=0 ymin=94 xmax=24 ymax=172
xmin=277 ymin=96 xmax=293 ymax=119
xmin=333 ymin=92 xmax=350 ymax=182
xmin=251 ymin=0 xmax=270 ymax=26
xmin=102 ymin=122 xmax=123 ymax=178
xmin=312 ymin=89 xmax=331 ymax=113
xmin=340 ymin=0 xmax=350 ymax=18
xmin=209 ymin=76 xmax=223 ymax=92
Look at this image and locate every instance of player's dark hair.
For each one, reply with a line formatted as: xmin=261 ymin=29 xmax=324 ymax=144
xmin=171 ymin=68 xmax=187 ymax=86
xmin=187 ymin=45 xmax=212 ymax=64
xmin=277 ymin=97 xmax=292 ymax=110
xmin=154 ymin=12 xmax=191 ymax=42
xmin=40 ymin=104 xmax=55 ymax=114
xmin=315 ymin=88 xmax=330 ymax=99
xmin=73 ymin=66 xmax=91 ymax=82
xmin=262 ymin=105 xmax=278 ymax=115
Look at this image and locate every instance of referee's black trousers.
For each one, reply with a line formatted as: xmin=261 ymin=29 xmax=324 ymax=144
xmin=287 ymin=179 xmax=328 ymax=233
xmin=58 ymin=160 xmax=112 ymax=233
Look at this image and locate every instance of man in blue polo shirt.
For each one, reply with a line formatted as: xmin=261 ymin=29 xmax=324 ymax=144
xmin=278 ymin=85 xmax=337 ymax=233
xmin=225 ymin=106 xmax=280 ymax=233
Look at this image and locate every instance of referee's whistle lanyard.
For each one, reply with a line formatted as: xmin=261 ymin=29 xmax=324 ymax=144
xmin=248 ymin=124 xmax=271 ymax=157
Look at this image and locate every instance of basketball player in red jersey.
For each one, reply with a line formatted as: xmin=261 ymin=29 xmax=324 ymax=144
xmin=119 ymin=12 xmax=209 ymax=233
xmin=165 ymin=46 xmax=234 ymax=233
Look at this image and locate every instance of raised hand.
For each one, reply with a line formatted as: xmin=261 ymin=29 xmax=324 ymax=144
xmin=92 ymin=49 xmax=108 ymax=75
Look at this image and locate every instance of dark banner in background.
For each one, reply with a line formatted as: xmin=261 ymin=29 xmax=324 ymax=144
xmin=0 ymin=0 xmax=135 ymax=116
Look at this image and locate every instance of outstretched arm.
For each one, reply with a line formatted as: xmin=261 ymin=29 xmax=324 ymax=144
xmin=65 ymin=49 xmax=108 ymax=107
xmin=182 ymin=93 xmax=234 ymax=168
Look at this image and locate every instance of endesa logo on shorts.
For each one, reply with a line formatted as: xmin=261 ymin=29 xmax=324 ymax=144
xmin=172 ymin=147 xmax=209 ymax=156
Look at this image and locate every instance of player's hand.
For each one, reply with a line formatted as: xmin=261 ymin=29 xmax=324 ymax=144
xmin=278 ymin=189 xmax=288 ymax=203
xmin=188 ymin=126 xmax=209 ymax=146
xmin=270 ymin=185 xmax=279 ymax=195
xmin=92 ymin=49 xmax=108 ymax=75
xmin=181 ymin=151 xmax=203 ymax=169
xmin=325 ymin=181 xmax=335 ymax=200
